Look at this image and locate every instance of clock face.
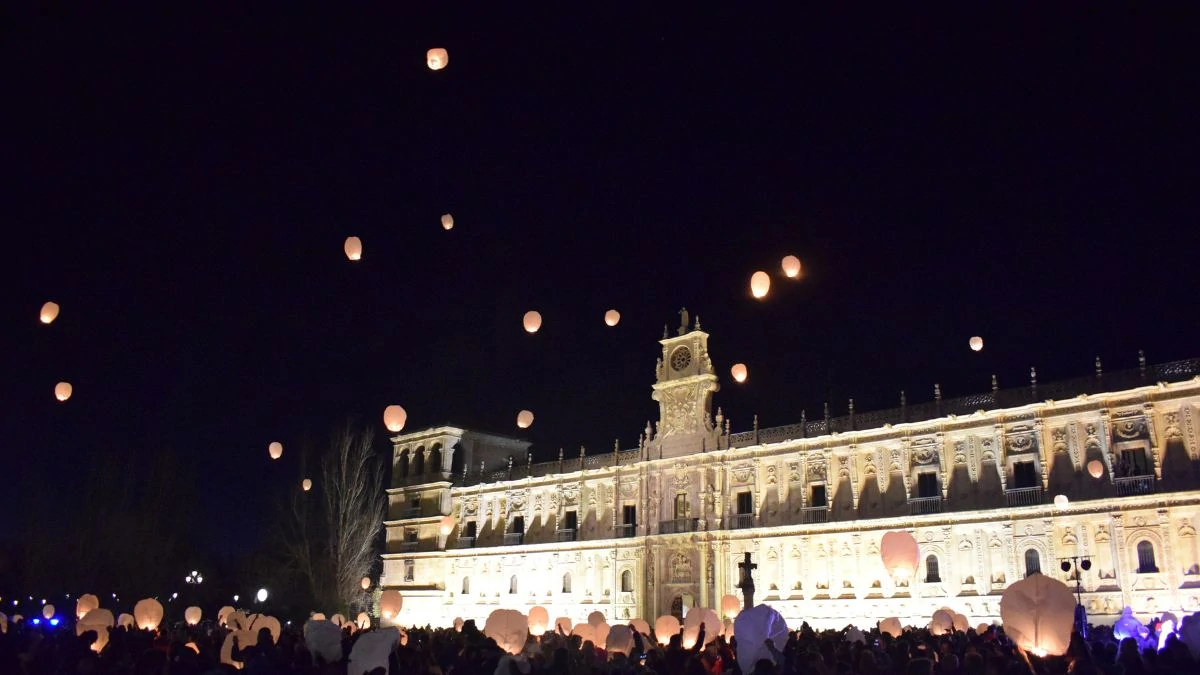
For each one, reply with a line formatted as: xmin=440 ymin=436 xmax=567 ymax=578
xmin=670 ymin=346 xmax=692 ymax=371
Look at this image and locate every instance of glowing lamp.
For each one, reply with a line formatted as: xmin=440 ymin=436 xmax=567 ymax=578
xmin=268 ymin=442 xmax=283 ymax=460
xmin=572 ymin=622 xmax=597 ymax=645
xmin=382 ymin=404 xmax=407 ymax=432
xmin=516 ymin=409 xmax=534 ymax=429
xmin=40 ymin=302 xmax=60 ymax=324
xmin=731 ymin=363 xmax=748 ymax=383
xmin=654 ymin=615 xmax=679 ymax=646
xmin=523 ymin=310 xmax=542 ymax=333
xmin=378 ymin=590 xmax=402 ymax=620
xmin=426 ymin=48 xmax=448 ymax=71
xmin=55 ymin=382 xmax=73 ymax=401
xmin=1001 ymin=573 xmax=1076 ymax=656
xmin=969 ymin=336 xmax=984 ymax=352
xmin=42 ymin=604 xmax=55 ymax=620
xmin=185 ymin=642 xmax=200 ymax=654
xmin=750 ymin=271 xmax=770 ymax=299
xmin=781 ymin=255 xmax=802 ymax=279
xmin=256 ymin=588 xmax=268 ymax=603
xmin=604 ymin=309 xmax=620 ymax=326
xmin=976 ymin=623 xmax=990 ymax=635
xmin=953 ymin=613 xmax=970 ymax=633
xmin=1087 ymin=460 xmax=1104 ymax=479
xmin=720 ymin=594 xmax=741 ymax=619
xmin=76 ymin=594 xmax=100 ymax=620
xmin=527 ymin=605 xmax=549 ymax=635
xmin=880 ymin=530 xmax=920 ymax=580
xmin=361 ymin=576 xmax=371 ymax=591
xmin=185 ymin=606 xmax=202 ymax=625
xmin=439 ymin=514 xmax=455 ymax=536
xmin=302 ymin=478 xmax=312 ymax=491
xmin=344 ymin=236 xmax=362 ymax=261
xmin=485 ymin=609 xmax=528 ymax=655
xmin=133 ymin=598 xmax=164 ymax=631
xmin=1053 ymin=494 xmax=1069 ymax=510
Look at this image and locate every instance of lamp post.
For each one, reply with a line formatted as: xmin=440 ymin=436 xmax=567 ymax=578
xmin=185 ymin=570 xmax=203 ymax=622
xmin=1059 ymin=556 xmax=1092 ymax=638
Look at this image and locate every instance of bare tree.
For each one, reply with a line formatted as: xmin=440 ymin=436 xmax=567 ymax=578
xmin=321 ymin=424 xmax=385 ymax=611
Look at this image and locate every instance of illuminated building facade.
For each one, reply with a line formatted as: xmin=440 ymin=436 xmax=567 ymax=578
xmin=381 ymin=319 xmax=1200 ymax=629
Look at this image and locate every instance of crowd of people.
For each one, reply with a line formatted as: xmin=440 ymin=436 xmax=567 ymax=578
xmin=1 ymin=614 xmax=1197 ymax=675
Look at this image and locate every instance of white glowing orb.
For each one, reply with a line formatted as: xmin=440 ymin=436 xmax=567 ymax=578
xmin=427 ymin=48 xmax=449 ymax=71
xmin=441 ymin=213 xmax=454 ymax=230
xmin=781 ymin=255 xmax=802 ymax=278
xmin=750 ymin=271 xmax=770 ymax=299
xmin=343 ymin=236 xmax=362 ymax=261
xmin=731 ymin=363 xmax=748 ymax=383
xmin=55 ymin=382 xmax=73 ymax=401
xmin=40 ymin=302 xmax=60 ymax=324
xmin=604 ymin=309 xmax=621 ymax=326
xmin=969 ymin=336 xmax=984 ymax=352
xmin=516 ymin=410 xmax=534 ymax=429
xmin=268 ymin=442 xmax=283 ymax=460
xmin=523 ymin=310 xmax=542 ymax=333
xmin=383 ymin=405 xmax=407 ymax=432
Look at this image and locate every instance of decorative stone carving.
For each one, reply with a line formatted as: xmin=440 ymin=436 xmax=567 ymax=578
xmin=787 ymin=462 xmax=801 ymax=483
xmin=669 ymin=552 xmax=693 ymax=583
xmin=808 ymin=460 xmax=827 ymax=482
xmin=732 ymin=465 xmax=753 ymax=484
xmin=1164 ymin=412 xmax=1183 ymax=440
xmin=765 ymin=464 xmax=777 ymax=485
xmin=1051 ymin=427 xmax=1068 ymax=453
xmin=1114 ymin=417 xmax=1149 ymax=441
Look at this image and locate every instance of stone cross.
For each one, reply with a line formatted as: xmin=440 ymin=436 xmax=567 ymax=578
xmin=737 ymin=551 xmax=757 ymax=609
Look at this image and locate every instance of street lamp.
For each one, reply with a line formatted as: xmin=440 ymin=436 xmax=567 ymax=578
xmin=1059 ymin=555 xmax=1092 ymax=638
xmin=185 ymin=570 xmax=204 ymax=585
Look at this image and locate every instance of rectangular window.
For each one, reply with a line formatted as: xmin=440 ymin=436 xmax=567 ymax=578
xmin=511 ymin=516 xmax=525 ymax=533
xmin=404 ymin=559 xmax=415 ymax=582
xmin=405 ymin=529 xmax=417 ymax=543
xmin=623 ymin=505 xmax=637 ymax=526
xmin=810 ymin=484 xmax=827 ymax=507
xmin=1121 ymin=448 xmax=1151 ymax=476
xmin=1013 ymin=461 xmax=1037 ymax=489
xmin=674 ymin=493 xmax=689 ymax=519
xmin=917 ymin=472 xmax=939 ymax=498
xmin=564 ymin=510 xmax=578 ymax=531
xmin=736 ymin=491 xmax=753 ymax=515
xmin=465 ymin=521 xmax=477 ymax=539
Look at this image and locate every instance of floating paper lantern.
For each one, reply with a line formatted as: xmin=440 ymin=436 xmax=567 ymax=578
xmin=439 ymin=514 xmax=455 ymax=536
xmin=217 ymin=606 xmax=234 ymax=626
xmin=953 ymin=613 xmax=970 ymax=633
xmin=441 ymin=213 xmax=454 ymax=231
xmin=1053 ymin=494 xmax=1069 ymax=510
xmin=55 ymin=382 xmax=73 ymax=401
xmin=654 ymin=615 xmax=680 ymax=646
xmin=731 ymin=363 xmax=748 ymax=383
xmin=268 ymin=442 xmax=283 ymax=460
xmin=133 ymin=598 xmax=164 ymax=631
xmin=344 ymin=236 xmax=362 ymax=261
xmin=0 ymin=613 xmax=6 ymax=635
xmin=607 ymin=625 xmax=634 ymax=655
xmin=185 ymin=606 xmax=202 ymax=625
xmin=969 ymin=336 xmax=984 ymax=352
xmin=881 ymin=530 xmax=920 ymax=579
xmin=604 ymin=309 xmax=620 ymax=326
xmin=630 ymin=618 xmax=650 ymax=637
xmin=361 ymin=577 xmax=371 ymax=591
xmin=572 ymin=623 xmax=597 ymax=645
xmin=383 ymin=405 xmax=407 ymax=432
xmin=77 ymin=609 xmax=115 ymax=652
xmin=930 ymin=609 xmax=954 ymax=636
xmin=781 ymin=255 xmax=802 ymax=279
xmin=523 ymin=311 xmax=542 ymax=333
xmin=1087 ymin=460 xmax=1104 ymax=478
xmin=117 ymin=613 xmax=134 ymax=628
xmin=76 ymin=594 xmax=100 ymax=620
xmin=750 ymin=271 xmax=771 ymax=299
xmin=426 ymin=48 xmax=448 ymax=71
xmin=42 ymin=604 xmax=55 ymax=620
xmin=302 ymin=478 xmax=312 ymax=491
xmin=1000 ymin=573 xmax=1076 ymax=656
xmin=485 ymin=609 xmax=528 ymax=655
xmin=40 ymin=302 xmax=60 ymax=324
xmin=683 ymin=607 xmax=719 ymax=648
xmin=379 ymin=590 xmax=402 ymax=620
xmin=720 ymin=594 xmax=741 ymax=619
xmin=733 ymin=604 xmax=788 ymax=668
xmin=879 ymin=617 xmax=902 ymax=638
xmin=527 ymin=606 xmax=549 ymax=635
xmin=516 ymin=410 xmax=534 ymax=429
xmin=357 ymin=612 xmax=370 ymax=630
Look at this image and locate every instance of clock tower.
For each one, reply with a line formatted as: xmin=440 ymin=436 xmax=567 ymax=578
xmin=650 ymin=309 xmax=721 ymax=459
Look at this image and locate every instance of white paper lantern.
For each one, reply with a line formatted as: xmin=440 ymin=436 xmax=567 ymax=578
xmin=880 ymin=530 xmax=920 ymax=579
xmin=485 ymin=609 xmax=528 ymax=655
xmin=879 ymin=617 xmax=902 ymax=638
xmin=976 ymin=623 xmax=991 ymax=635
xmin=216 ymin=606 xmax=234 ymax=627
xmin=527 ymin=606 xmax=549 ymax=635
xmin=572 ymin=622 xmax=597 ymax=644
xmin=1087 ymin=459 xmax=1104 ymax=479
xmin=357 ymin=612 xmax=371 ymax=630
xmin=133 ymin=598 xmax=164 ymax=631
xmin=439 ymin=514 xmax=455 ymax=536
xmin=846 ymin=627 xmax=866 ymax=644
xmin=268 ymin=442 xmax=283 ymax=460
xmin=733 ymin=604 xmax=788 ymax=668
xmin=40 ymin=302 xmax=60 ymax=324
xmin=781 ymin=255 xmax=802 ymax=279
xmin=731 ymin=363 xmax=748 ymax=383
xmin=77 ymin=609 xmax=115 ymax=652
xmin=117 ymin=613 xmax=134 ymax=628
xmin=185 ymin=606 xmax=202 ymax=625
xmin=55 ymin=382 xmax=73 ymax=401
xmin=383 ymin=405 xmax=407 ymax=432
xmin=554 ymin=617 xmax=571 ymax=635
xmin=720 ymin=594 xmax=741 ymax=619
xmin=750 ymin=271 xmax=771 ymax=299
xmin=42 ymin=604 xmax=55 ymax=620
xmin=257 ymin=615 xmax=282 ymax=643
xmin=630 ymin=618 xmax=651 ymax=637
xmin=522 ymin=311 xmax=542 ymax=333
xmin=361 ymin=576 xmax=371 ymax=591
xmin=301 ymin=478 xmax=312 ymax=491
xmin=76 ymin=594 xmax=100 ymax=620
xmin=1000 ymin=573 xmax=1077 ymax=656
xmin=379 ymin=590 xmax=402 ymax=620
xmin=441 ymin=213 xmax=454 ymax=231
xmin=426 ymin=48 xmax=448 ymax=71
xmin=683 ymin=607 xmax=719 ymax=648
xmin=1053 ymin=494 xmax=1069 ymax=510
xmin=344 ymin=236 xmax=362 ymax=261
xmin=722 ymin=618 xmax=735 ymax=638
xmin=604 ymin=309 xmax=620 ymax=327
xmin=953 ymin=613 xmax=969 ymax=633
xmin=969 ymin=336 xmax=984 ymax=352
xmin=587 ymin=610 xmax=606 ymax=627
xmin=516 ymin=410 xmax=534 ymax=429
xmin=930 ymin=609 xmax=954 ymax=636
xmin=311 ymin=613 xmax=326 ymax=621
xmin=654 ymin=615 xmax=679 ymax=646
xmin=606 ymin=625 xmax=634 ymax=655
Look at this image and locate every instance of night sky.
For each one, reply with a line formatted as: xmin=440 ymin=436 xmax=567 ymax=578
xmin=3 ymin=7 xmax=1198 ymax=560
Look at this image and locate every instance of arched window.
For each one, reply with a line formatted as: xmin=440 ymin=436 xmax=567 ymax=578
xmin=562 ymin=573 xmax=572 ymax=593
xmin=925 ymin=554 xmax=941 ymax=583
xmin=462 ymin=577 xmax=470 ymax=595
xmin=1137 ymin=540 xmax=1159 ymax=573
xmin=621 ymin=570 xmax=633 ymax=593
xmin=412 ymin=447 xmax=425 ymax=475
xmin=509 ymin=575 xmax=518 ymax=594
xmin=397 ymin=449 xmax=410 ymax=478
xmin=428 ymin=444 xmax=443 ymax=474
xmin=1024 ymin=549 xmax=1042 ymax=577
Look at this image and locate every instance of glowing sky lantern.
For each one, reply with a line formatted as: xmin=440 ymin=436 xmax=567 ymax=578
xmin=426 ymin=48 xmax=449 ymax=71
xmin=441 ymin=213 xmax=454 ymax=231
xmin=1000 ymin=573 xmax=1077 ymax=656
xmin=217 ymin=606 xmax=234 ymax=627
xmin=682 ymin=607 xmax=719 ymax=648
xmin=879 ymin=617 xmax=903 ymax=638
xmin=654 ymin=615 xmax=679 ymax=645
xmin=42 ymin=604 xmax=55 ymax=620
xmin=750 ymin=271 xmax=770 ymax=299
xmin=76 ymin=594 xmax=100 ymax=620
xmin=40 ymin=302 xmax=60 ymax=324
xmin=383 ymin=405 xmax=407 ymax=432
xmin=1087 ymin=460 xmax=1104 ymax=478
xmin=523 ymin=310 xmax=542 ymax=333
xmin=604 ymin=309 xmax=621 ymax=326
xmin=1053 ymin=494 xmax=1069 ymax=510
xmin=55 ymin=382 xmax=73 ymax=401
xmin=554 ymin=617 xmax=571 ymax=634
xmin=133 ymin=598 xmax=164 ymax=631
xmin=969 ymin=336 xmax=984 ymax=352
xmin=361 ymin=577 xmax=371 ymax=591
xmin=117 ymin=613 xmax=134 ymax=628
xmin=378 ymin=590 xmax=402 ymax=620
xmin=527 ymin=606 xmax=550 ymax=635
xmin=781 ymin=255 xmax=802 ymax=279
xmin=929 ymin=609 xmax=954 ymax=636
xmin=302 ymin=478 xmax=312 ymax=491
xmin=730 ymin=363 xmax=748 ymax=383
xmin=607 ymin=625 xmax=634 ymax=655
xmin=439 ymin=514 xmax=456 ymax=536
xmin=185 ymin=606 xmax=202 ymax=625
xmin=720 ymin=594 xmax=741 ymax=619
xmin=268 ymin=442 xmax=283 ymax=460
xmin=880 ymin=530 xmax=920 ymax=580
xmin=77 ymin=609 xmax=115 ymax=653
xmin=485 ymin=609 xmax=527 ymax=655
xmin=343 ymin=236 xmax=362 ymax=261
xmin=516 ymin=409 xmax=534 ymax=429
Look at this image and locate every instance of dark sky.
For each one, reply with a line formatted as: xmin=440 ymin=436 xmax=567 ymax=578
xmin=3 ymin=6 xmax=1198 ymax=552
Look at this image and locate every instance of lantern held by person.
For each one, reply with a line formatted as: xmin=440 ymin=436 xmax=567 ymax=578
xmin=733 ymin=604 xmax=788 ymax=668
xmin=527 ymin=606 xmax=549 ymax=635
xmin=720 ymin=594 xmax=741 ymax=619
xmin=379 ymin=590 xmax=402 ymax=620
xmin=133 ymin=598 xmax=164 ymax=631
xmin=185 ymin=607 xmax=202 ymax=625
xmin=484 ymin=609 xmax=528 ymax=655
xmin=654 ymin=615 xmax=679 ymax=646
xmin=879 ymin=617 xmax=902 ymax=638
xmin=383 ymin=405 xmax=407 ymax=432
xmin=930 ymin=609 xmax=954 ymax=636
xmin=76 ymin=594 xmax=100 ymax=620
xmin=77 ymin=609 xmax=115 ymax=653
xmin=1000 ymin=572 xmax=1077 ymax=656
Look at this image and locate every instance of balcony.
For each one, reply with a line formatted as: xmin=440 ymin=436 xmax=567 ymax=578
xmin=614 ymin=524 xmax=637 ymax=538
xmin=658 ymin=518 xmax=701 ymax=535
xmin=399 ymin=540 xmax=419 ymax=552
xmin=456 ymin=536 xmax=475 ymax=549
xmin=800 ymin=506 xmax=828 ymax=524
xmin=503 ymin=532 xmax=525 ymax=546
xmin=556 ymin=529 xmax=578 ymax=543
xmin=909 ymin=496 xmax=943 ymax=516
xmin=1114 ymin=475 xmax=1155 ymax=497
xmin=401 ymin=507 xmax=422 ymax=519
xmin=729 ymin=513 xmax=755 ymax=530
xmin=1005 ymin=486 xmax=1043 ymax=508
